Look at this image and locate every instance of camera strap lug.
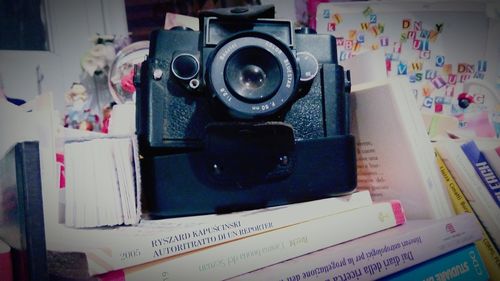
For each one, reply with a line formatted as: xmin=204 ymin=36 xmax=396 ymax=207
xmin=203 ymin=122 xmax=295 ymax=185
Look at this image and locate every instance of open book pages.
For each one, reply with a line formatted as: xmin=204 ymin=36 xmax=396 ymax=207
xmin=63 ymin=136 xmax=140 ymax=228
xmin=351 ymin=78 xmax=453 ymax=219
xmin=344 ymin=51 xmax=453 ymax=219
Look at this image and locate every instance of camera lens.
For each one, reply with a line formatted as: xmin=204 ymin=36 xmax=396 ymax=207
xmin=207 ymin=32 xmax=299 ymax=118
xmin=225 ymin=47 xmax=281 ymax=103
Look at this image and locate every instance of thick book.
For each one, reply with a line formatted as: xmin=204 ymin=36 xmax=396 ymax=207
xmin=96 ymin=200 xmax=406 ymax=281
xmin=345 ymin=52 xmax=453 ymax=219
xmin=381 ymin=243 xmax=489 ymax=281
xmin=229 ymin=213 xmax=482 ymax=281
xmin=47 ymin=191 xmax=373 ymax=278
xmin=461 ymin=140 xmax=500 ymax=208
xmin=436 ymin=150 xmax=500 ymax=280
xmin=434 ymin=139 xmax=500 ymax=250
xmin=0 ymin=238 xmax=13 ymax=281
xmin=0 ymin=142 xmax=49 ymax=281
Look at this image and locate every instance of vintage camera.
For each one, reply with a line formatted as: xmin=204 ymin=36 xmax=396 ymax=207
xmin=136 ymin=5 xmax=357 ymax=218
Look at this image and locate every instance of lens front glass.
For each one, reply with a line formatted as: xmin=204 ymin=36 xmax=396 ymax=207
xmin=240 ymin=65 xmax=266 ymax=89
xmin=225 ymin=47 xmax=282 ymax=103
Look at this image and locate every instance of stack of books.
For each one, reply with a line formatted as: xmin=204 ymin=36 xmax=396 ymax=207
xmin=435 ymin=139 xmax=500 ymax=280
xmin=229 ymin=213 xmax=484 ymax=281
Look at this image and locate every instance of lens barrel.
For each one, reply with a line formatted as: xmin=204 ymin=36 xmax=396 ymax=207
xmin=224 ymin=46 xmax=282 ymax=103
xmin=206 ymin=32 xmax=299 ymax=119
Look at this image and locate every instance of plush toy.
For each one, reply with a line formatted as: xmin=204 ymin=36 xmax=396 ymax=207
xmin=64 ymin=83 xmax=99 ymax=131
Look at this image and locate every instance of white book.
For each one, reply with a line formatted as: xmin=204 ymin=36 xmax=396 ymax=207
xmin=230 ymin=213 xmax=482 ymax=281
xmin=48 ymin=191 xmax=373 ymax=278
xmin=434 ymin=139 xmax=500 ymax=249
xmin=97 ymin=200 xmax=406 ymax=281
xmin=345 ymin=51 xmax=453 ymax=219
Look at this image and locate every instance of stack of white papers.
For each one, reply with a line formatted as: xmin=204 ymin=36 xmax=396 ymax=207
xmin=64 ymin=137 xmax=139 ymax=228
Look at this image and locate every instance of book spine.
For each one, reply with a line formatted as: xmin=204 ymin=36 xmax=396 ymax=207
xmin=381 ymin=244 xmax=489 ymax=281
xmin=97 ymin=201 xmax=406 ymax=281
xmin=460 ymin=141 xmax=500 ymax=208
xmin=228 ymin=213 xmax=482 ymax=281
xmin=86 ymin=191 xmax=373 ymax=275
xmin=15 ymin=142 xmax=49 ymax=281
xmin=436 ymin=151 xmax=500 ymax=280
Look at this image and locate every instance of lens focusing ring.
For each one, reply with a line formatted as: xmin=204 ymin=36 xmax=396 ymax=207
xmin=207 ymin=33 xmax=299 ymax=118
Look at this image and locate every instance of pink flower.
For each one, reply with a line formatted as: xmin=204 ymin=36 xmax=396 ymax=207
xmin=121 ymin=69 xmax=136 ymax=94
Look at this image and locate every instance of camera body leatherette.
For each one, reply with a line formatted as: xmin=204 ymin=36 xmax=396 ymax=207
xmin=135 ymin=5 xmax=357 ymax=218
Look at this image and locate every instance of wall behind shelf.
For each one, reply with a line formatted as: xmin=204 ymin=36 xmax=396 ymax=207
xmin=0 ymin=0 xmax=128 ymax=113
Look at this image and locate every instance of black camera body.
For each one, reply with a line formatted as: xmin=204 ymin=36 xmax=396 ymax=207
xmin=136 ymin=5 xmax=357 ymax=218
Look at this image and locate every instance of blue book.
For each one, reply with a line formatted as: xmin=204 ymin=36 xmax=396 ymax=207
xmin=382 ymin=244 xmax=489 ymax=281
xmin=461 ymin=140 xmax=500 ymax=208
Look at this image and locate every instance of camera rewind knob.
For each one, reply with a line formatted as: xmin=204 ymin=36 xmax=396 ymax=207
xmin=297 ymin=52 xmax=319 ymax=82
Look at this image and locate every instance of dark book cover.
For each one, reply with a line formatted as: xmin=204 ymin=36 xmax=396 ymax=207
xmin=0 ymin=141 xmax=49 ymax=281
